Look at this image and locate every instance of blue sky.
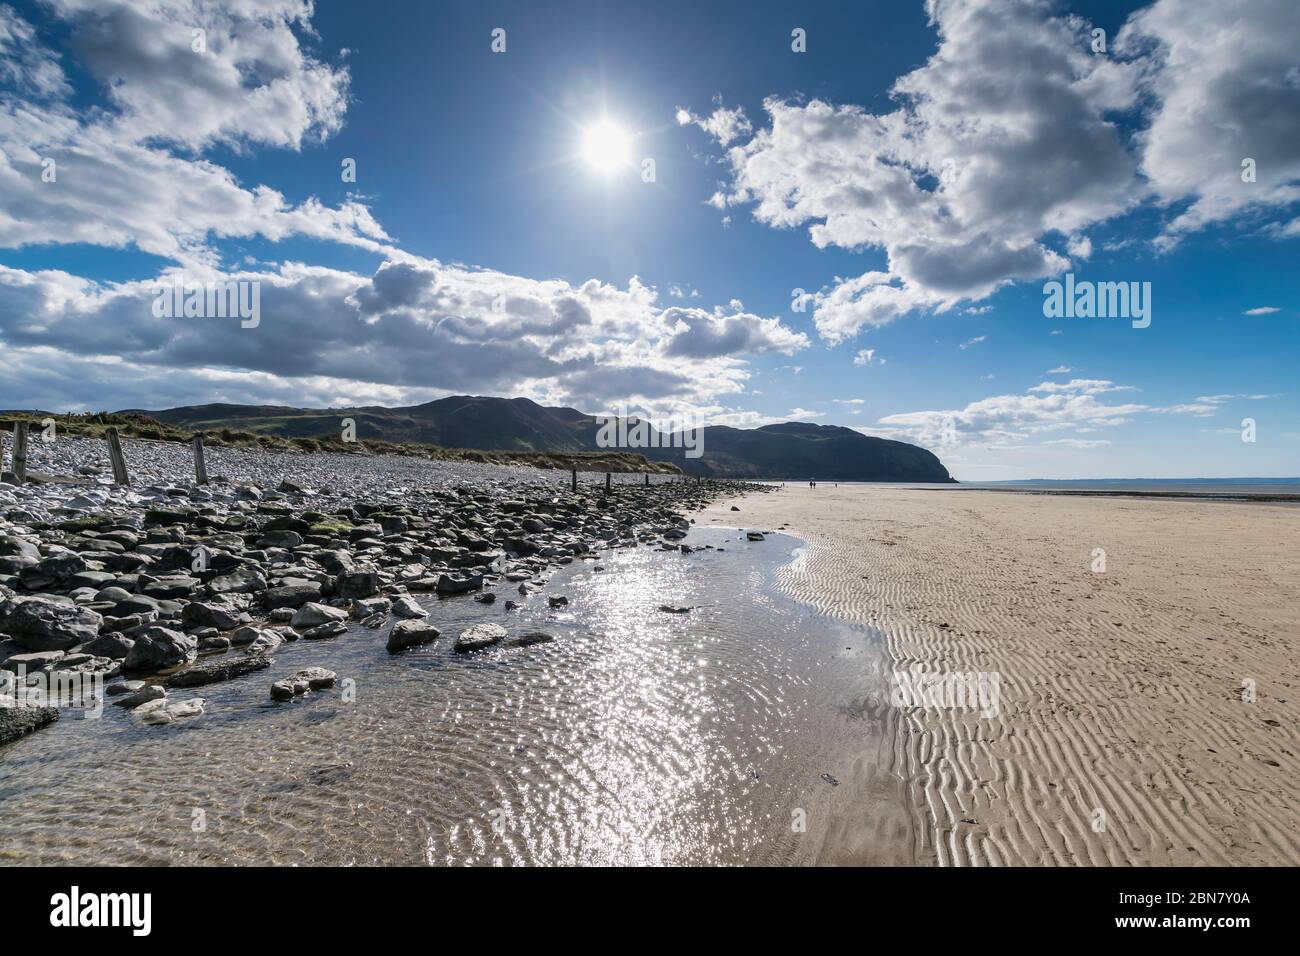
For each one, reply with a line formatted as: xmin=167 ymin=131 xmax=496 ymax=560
xmin=0 ymin=0 xmax=1296 ymax=478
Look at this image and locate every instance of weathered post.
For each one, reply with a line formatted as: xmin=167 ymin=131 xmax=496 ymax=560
xmin=12 ymin=421 xmax=28 ymax=484
xmin=605 ymin=472 xmax=611 ymax=494
xmin=192 ymin=433 xmax=209 ymax=485
xmin=105 ymin=427 xmax=130 ymax=486
xmin=644 ymin=472 xmax=649 ymax=486
xmin=571 ymin=467 xmax=577 ymax=493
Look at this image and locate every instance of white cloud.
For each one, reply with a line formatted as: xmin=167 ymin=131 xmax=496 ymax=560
xmin=1243 ymin=307 xmax=1281 ymax=316
xmin=1046 ymin=365 xmax=1072 ymax=374
xmin=676 ymin=99 xmax=752 ymax=146
xmin=694 ymin=0 xmax=1300 ymax=342
xmin=852 ymin=348 xmax=879 ymax=366
xmin=958 ymin=335 xmax=986 ymax=350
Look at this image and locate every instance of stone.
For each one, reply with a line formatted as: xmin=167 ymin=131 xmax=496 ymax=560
xmin=548 ymin=595 xmax=569 ymax=608
xmin=262 ymin=583 xmax=321 ymax=609
xmin=504 ymin=631 xmax=556 ymax=649
xmin=387 ymin=620 xmax=441 ymax=653
xmin=746 ymin=531 xmax=765 ymax=541
xmin=454 ymin=623 xmax=507 ymax=653
xmin=291 ymin=602 xmax=348 ymax=629
xmin=294 ymin=667 xmax=337 ymax=689
xmin=112 ymin=684 xmax=167 ymax=708
xmin=207 ymin=566 xmax=268 ymax=595
xmin=122 ymin=626 xmax=198 ymax=673
xmin=336 ymin=568 xmax=380 ymax=599
xmin=350 ymin=597 xmax=390 ymax=620
xmin=245 ymin=630 xmax=284 ymax=654
xmin=270 ymin=678 xmax=309 ymax=701
xmin=181 ymin=598 xmax=244 ymax=631
xmin=5 ymin=598 xmax=103 ymax=652
xmin=136 ymin=696 xmax=205 ymax=725
xmin=104 ymin=680 xmax=145 ymax=697
xmin=391 ymin=595 xmax=427 ymax=619
xmin=435 ymin=572 xmax=482 ymax=594
xmin=302 ymin=621 xmax=348 ymax=640
xmin=167 ymin=654 xmax=271 ymax=688
xmin=2 ymin=649 xmax=66 ymax=672
xmin=0 ymin=704 xmax=58 ymax=744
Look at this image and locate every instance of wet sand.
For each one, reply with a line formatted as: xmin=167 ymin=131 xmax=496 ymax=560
xmin=706 ymin=485 xmax=1300 ymax=866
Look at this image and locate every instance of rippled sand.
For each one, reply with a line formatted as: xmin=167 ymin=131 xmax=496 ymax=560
xmin=712 ymin=485 xmax=1300 ymax=866
xmin=0 ymin=527 xmax=914 ymax=866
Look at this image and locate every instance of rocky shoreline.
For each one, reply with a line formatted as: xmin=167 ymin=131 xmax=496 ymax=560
xmin=0 ymin=436 xmax=768 ymax=743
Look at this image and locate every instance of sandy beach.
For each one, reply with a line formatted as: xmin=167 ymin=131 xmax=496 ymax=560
xmin=706 ymin=485 xmax=1300 ymax=866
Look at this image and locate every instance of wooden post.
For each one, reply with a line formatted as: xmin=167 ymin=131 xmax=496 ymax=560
xmin=644 ymin=472 xmax=649 ymax=486
xmin=105 ymin=427 xmax=130 ymax=486
xmin=12 ymin=421 xmax=28 ymax=484
xmin=570 ymin=467 xmax=577 ymax=492
xmin=605 ymin=472 xmax=611 ymax=494
xmin=192 ymin=433 xmax=209 ymax=485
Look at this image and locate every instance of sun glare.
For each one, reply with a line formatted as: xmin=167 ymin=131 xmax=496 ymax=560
xmin=580 ymin=119 xmax=631 ymax=174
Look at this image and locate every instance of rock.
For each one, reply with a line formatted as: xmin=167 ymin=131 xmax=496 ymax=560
xmin=199 ymin=635 xmax=232 ymax=652
xmin=294 ymin=667 xmax=337 ymax=690
xmin=387 ymin=620 xmax=441 ymax=653
xmin=391 ymin=596 xmax=427 ymax=619
xmin=435 ymin=572 xmax=482 ymax=594
xmin=730 ymin=505 xmax=740 ymax=511
xmin=140 ymin=575 xmax=201 ymax=599
xmin=302 ymin=621 xmax=348 ymax=640
xmin=350 ymin=597 xmax=390 ymax=620
xmin=135 ymin=696 xmax=205 ymax=725
xmin=259 ymin=529 xmax=303 ymax=549
xmin=0 ymin=704 xmax=58 ymax=745
xmin=504 ymin=631 xmax=555 ymax=649
xmin=657 ymin=605 xmax=693 ymax=614
xmin=112 ymin=684 xmax=167 ymax=708
xmin=2 ymin=649 xmax=66 ymax=672
xmin=548 ymin=595 xmax=569 ymax=608
xmin=290 ymin=602 xmax=348 ymax=630
xmin=181 ymin=598 xmax=244 ymax=631
xmin=5 ymin=598 xmax=103 ymax=652
xmin=746 ymin=531 xmax=765 ymax=541
xmin=122 ymin=626 xmax=198 ymax=673
xmin=454 ymin=623 xmax=507 ymax=653
xmin=206 ymin=566 xmax=268 ymax=595
xmin=245 ymin=630 xmax=284 ymax=654
xmin=262 ymin=583 xmax=321 ymax=609
xmin=270 ymin=678 xmax=309 ymax=701
xmin=166 ymin=654 xmax=271 ymax=688
xmin=474 ymin=592 xmax=497 ymax=604
xmin=336 ymin=569 xmax=380 ymax=599
xmin=105 ymin=680 xmax=145 ymax=697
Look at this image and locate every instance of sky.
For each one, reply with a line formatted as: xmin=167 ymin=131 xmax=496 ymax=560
xmin=0 ymin=0 xmax=1296 ymax=479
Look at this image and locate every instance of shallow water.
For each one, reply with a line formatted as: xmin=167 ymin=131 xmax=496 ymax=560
xmin=0 ymin=527 xmax=909 ymax=866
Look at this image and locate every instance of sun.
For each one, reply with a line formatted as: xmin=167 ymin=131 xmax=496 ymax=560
xmin=580 ymin=119 xmax=631 ymax=174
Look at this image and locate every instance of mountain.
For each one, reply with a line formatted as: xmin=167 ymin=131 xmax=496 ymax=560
xmin=130 ymin=396 xmax=954 ymax=482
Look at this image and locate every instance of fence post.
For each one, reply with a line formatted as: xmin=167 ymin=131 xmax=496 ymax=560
xmin=105 ymin=427 xmax=130 ymax=486
xmin=644 ymin=472 xmax=648 ymax=486
xmin=605 ymin=472 xmax=611 ymax=494
xmin=570 ymin=467 xmax=577 ymax=492
xmin=192 ymin=433 xmax=209 ymax=485
xmin=12 ymin=421 xmax=28 ymax=484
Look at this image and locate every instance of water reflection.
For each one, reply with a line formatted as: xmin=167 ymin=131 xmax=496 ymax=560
xmin=0 ymin=527 xmax=911 ymax=866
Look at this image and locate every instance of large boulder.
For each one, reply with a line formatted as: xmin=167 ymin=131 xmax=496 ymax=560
xmin=4 ymin=598 xmax=103 ymax=652
xmin=454 ymin=623 xmax=506 ymax=653
xmin=290 ymin=602 xmax=347 ymax=630
xmin=336 ymin=569 xmax=380 ymax=599
xmin=123 ymin=626 xmax=198 ymax=673
xmin=387 ymin=620 xmax=440 ymax=653
xmin=262 ymin=583 xmax=321 ymax=610
xmin=181 ymin=598 xmax=244 ymax=631
xmin=167 ymin=654 xmax=271 ymax=688
xmin=80 ymin=632 xmax=136 ymax=660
